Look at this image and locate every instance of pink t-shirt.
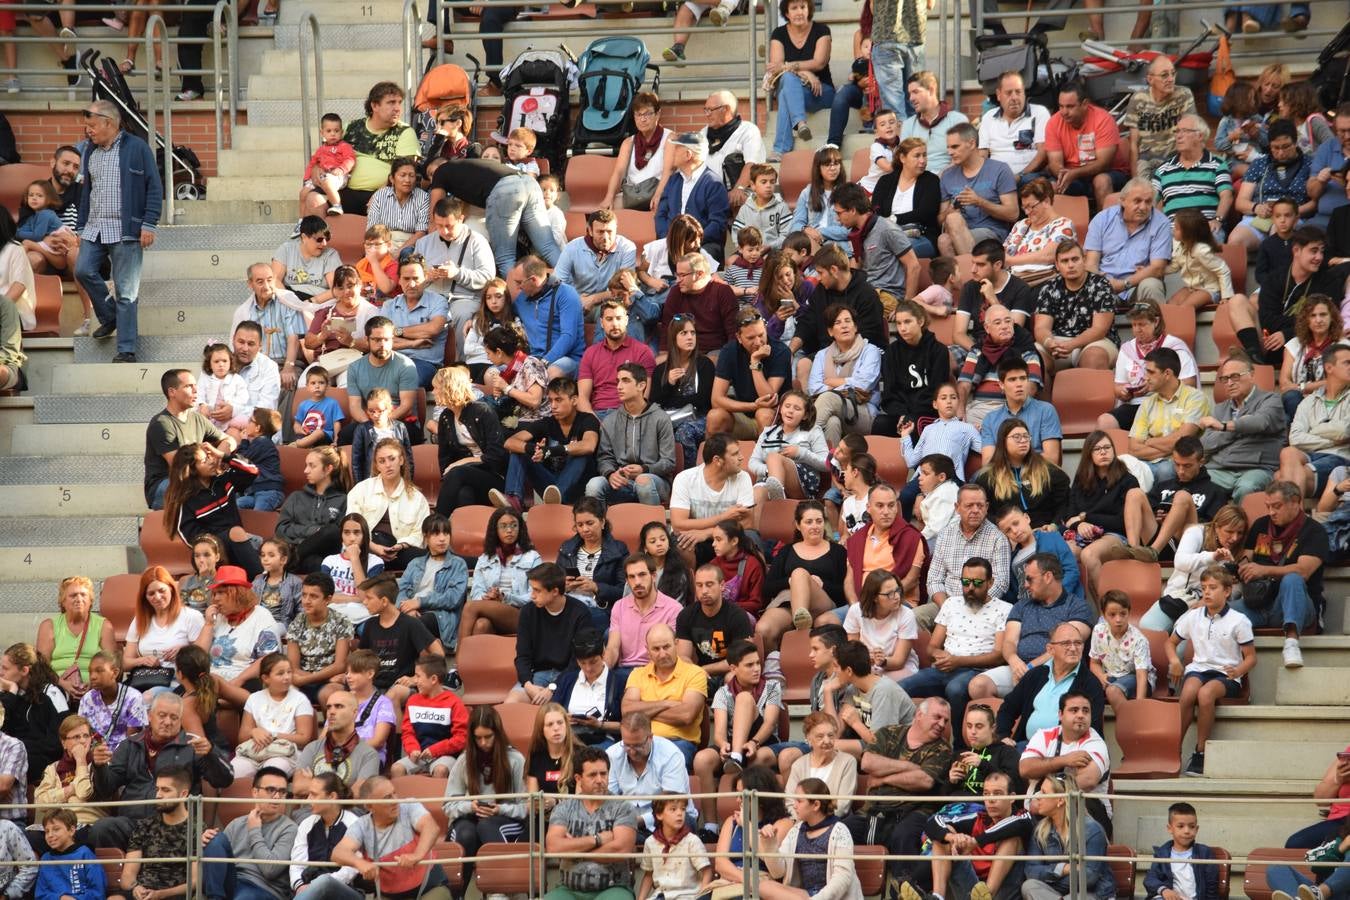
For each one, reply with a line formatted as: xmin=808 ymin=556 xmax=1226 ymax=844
xmin=608 ymin=592 xmax=682 ymax=668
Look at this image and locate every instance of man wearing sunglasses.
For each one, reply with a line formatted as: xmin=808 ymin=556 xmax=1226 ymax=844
xmin=74 ymin=99 xmax=161 ymax=364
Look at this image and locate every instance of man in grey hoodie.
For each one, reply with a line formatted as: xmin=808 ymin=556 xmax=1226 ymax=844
xmin=585 ymin=363 xmax=676 ymax=506
xmin=1198 ymin=349 xmax=1287 ymax=500
xmin=201 ymin=766 xmax=299 ymax=900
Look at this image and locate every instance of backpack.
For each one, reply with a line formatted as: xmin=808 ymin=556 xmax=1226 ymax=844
xmin=572 ymin=36 xmax=659 ymax=154
xmin=1312 ymin=21 xmax=1350 ymax=111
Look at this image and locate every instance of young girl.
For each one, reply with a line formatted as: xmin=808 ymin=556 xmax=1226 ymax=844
xmin=76 ymin=652 xmax=147 ymax=752
xmin=232 ymin=651 xmax=316 ymax=777
xmin=179 ymin=534 xmax=224 ymax=612
xmin=838 ymin=452 xmax=877 ymax=536
xmin=638 ymin=794 xmax=713 ymax=900
xmin=1214 ymin=81 xmax=1265 ymax=179
xmin=162 ymin=444 xmax=263 ymax=579
xmin=457 ymin=507 xmax=542 ymax=642
xmin=1090 ymin=590 xmax=1154 ymax=713
xmin=843 ymin=569 xmax=918 ymax=681
xmin=173 ymin=644 xmax=248 ymax=754
xmin=1166 ymin=208 xmax=1235 ymax=309
xmin=276 ymin=446 xmax=350 ymax=575
xmin=197 ymin=342 xmax=250 ymax=435
xmin=912 ymin=453 xmax=959 ymax=541
xmin=712 ymin=520 xmax=767 ymax=618
xmin=397 ymin=514 xmax=468 ymax=650
xmin=444 ymin=705 xmax=528 ymax=859
xmin=462 ymin=278 xmax=522 ymax=384
xmin=754 ymin=252 xmax=805 ymax=345
xmin=252 ymin=539 xmax=303 ymax=629
xmin=749 ymin=389 xmax=829 ymax=509
xmin=759 ymin=778 xmax=862 ymax=900
xmin=788 ymin=145 xmax=849 ymax=252
xmin=639 ymin=522 xmax=693 ymax=606
xmin=539 ymin=173 xmax=567 ymax=249
xmin=526 ymin=703 xmax=582 ymax=806
xmin=1280 ymin=293 xmax=1343 ymax=422
xmin=639 ymin=214 xmax=713 ymax=295
xmin=1279 ymin=80 xmax=1332 ymax=154
xmin=16 ymin=181 xmax=63 ymax=246
xmin=321 ymin=513 xmax=386 ymax=625
xmin=346 ymin=649 xmax=397 ymax=765
xmin=350 ymin=388 xmax=414 ymax=485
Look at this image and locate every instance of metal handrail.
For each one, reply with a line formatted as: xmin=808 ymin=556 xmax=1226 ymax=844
xmin=144 ymin=13 xmax=177 ymax=224
xmin=211 ymin=0 xmax=238 ymax=156
xmin=401 ymin=0 xmax=421 ymax=127
xmin=297 ymin=10 xmax=324 ymax=164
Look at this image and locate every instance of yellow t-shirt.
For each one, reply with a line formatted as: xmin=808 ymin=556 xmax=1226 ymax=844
xmin=627 ymin=660 xmax=708 ymax=743
xmin=347 ymin=121 xmax=422 ymax=193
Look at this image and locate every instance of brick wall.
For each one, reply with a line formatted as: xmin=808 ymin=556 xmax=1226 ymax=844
xmin=7 ymin=109 xmax=238 ymax=179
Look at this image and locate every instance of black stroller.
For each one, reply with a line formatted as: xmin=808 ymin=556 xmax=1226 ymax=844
xmin=79 ymin=48 xmax=206 ymax=200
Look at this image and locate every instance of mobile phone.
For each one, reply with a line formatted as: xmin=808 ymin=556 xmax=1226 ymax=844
xmin=1338 ymin=752 xmax=1350 ymax=761
xmin=564 ymin=566 xmax=581 ymax=578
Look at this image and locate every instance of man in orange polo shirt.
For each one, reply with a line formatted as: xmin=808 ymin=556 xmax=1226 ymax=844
xmin=621 ymin=623 xmax=707 ymax=769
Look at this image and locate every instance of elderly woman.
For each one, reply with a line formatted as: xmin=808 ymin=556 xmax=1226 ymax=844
xmin=1003 ymin=179 xmax=1076 ymax=286
xmin=302 ymin=81 xmax=420 ymax=216
xmin=434 ymin=365 xmax=509 ymax=515
xmin=33 ymin=715 xmax=105 ymax=844
xmin=273 ymin=216 xmax=341 ymax=306
xmin=122 ymin=565 xmax=206 ymax=691
xmin=603 ymin=91 xmax=675 ymax=212
xmin=347 ymin=437 xmax=430 ymax=572
xmin=195 ymin=565 xmax=282 ymax=688
xmin=36 ymin=577 xmax=115 ymax=704
xmin=808 ymin=304 xmax=882 ymax=444
xmin=766 ymin=0 xmax=834 ymax=158
xmin=364 ymin=157 xmax=429 ymax=252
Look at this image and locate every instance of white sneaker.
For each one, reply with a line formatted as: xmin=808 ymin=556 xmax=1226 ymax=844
xmin=72 ymin=318 xmax=91 ymax=336
xmin=1283 ymin=637 xmax=1304 ymax=669
xmin=5 ymin=78 xmax=19 ymax=94
xmin=763 ymin=475 xmax=785 ymax=500
xmin=486 ymin=894 xmax=510 ymax=900
xmin=542 ymin=484 xmax=562 ymax=505
xmin=709 ymin=2 xmax=734 ymax=25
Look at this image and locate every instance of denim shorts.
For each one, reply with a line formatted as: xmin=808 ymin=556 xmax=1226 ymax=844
xmin=1183 ymin=669 xmax=1241 ymax=698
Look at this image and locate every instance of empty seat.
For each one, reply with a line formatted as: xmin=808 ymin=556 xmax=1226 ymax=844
xmin=524 ymin=502 xmax=574 ymax=561
xmin=1210 ymin=301 xmax=1238 ymax=360
xmin=849 ymin=146 xmax=870 ymax=183
xmin=1213 ymin=846 xmax=1233 ymax=900
xmin=1050 ymin=368 xmax=1115 ymax=437
xmin=1221 ymin=242 xmax=1248 ymax=295
xmin=493 ymin=701 xmax=539 ymax=757
xmin=1111 ymin=699 xmax=1182 ymax=779
xmin=855 ymin=845 xmax=886 ymax=896
xmin=432 ymin=840 xmax=467 ymax=894
xmin=278 ymin=445 xmax=309 ymax=494
xmin=778 ymin=628 xmax=814 ymax=704
xmin=412 ymin=443 xmax=442 ymax=499
xmin=450 ymin=505 xmax=495 ymax=559
xmin=94 ymin=847 xmax=125 ymax=885
xmin=98 ymin=573 xmax=141 ymax=643
xmin=139 ymin=512 xmax=193 ymax=575
xmin=563 ymin=153 xmax=614 ymax=213
xmin=327 ymin=214 xmax=370 ymax=263
xmin=1095 ymin=559 xmax=1162 ymax=624
xmin=928 ymin=314 xmax=955 ymax=345
xmin=564 ymin=209 xmax=588 ymax=240
xmin=474 ymin=843 xmax=544 ymax=896
xmin=615 ymin=208 xmax=657 ymax=247
xmin=239 ymin=510 xmax=279 ymax=540
xmin=758 ymin=498 xmax=802 ymax=547
xmin=1159 ymin=303 xmax=1196 ymax=350
xmin=1107 ymin=844 xmax=1137 ymax=899
xmin=862 ymin=435 xmax=907 ymax=487
xmin=390 ymin=774 xmax=450 ymax=832
xmin=778 ymin=148 xmax=815 ymax=203
xmin=458 ymin=634 xmax=520 ymax=705
xmin=606 ymin=503 xmax=666 ymax=550
xmin=1057 ymin=194 xmax=1090 ymax=241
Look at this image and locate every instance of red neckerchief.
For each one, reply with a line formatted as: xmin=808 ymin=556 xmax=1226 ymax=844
xmin=915 ymin=102 xmax=952 ymax=130
xmin=496 ymin=542 xmax=518 ymax=566
xmin=732 ymin=254 xmax=765 ymax=277
xmin=847 ymin=213 xmax=877 ymax=265
xmin=501 ymin=349 xmax=528 ymax=383
xmin=980 ymin=330 xmax=1014 ymax=368
xmin=1266 ymin=511 xmax=1308 ymax=564
xmin=324 ymin=729 xmax=360 ymax=767
xmin=143 ymin=732 xmax=171 ymax=766
xmin=224 ymin=604 xmax=254 ymax=627
xmin=55 ymin=752 xmax=77 ymax=784
xmin=633 ymin=127 xmax=664 ymax=171
xmin=1305 ymin=333 xmax=1334 ymax=360
xmin=727 ymin=671 xmax=767 ymax=704
xmin=1135 ymin=328 xmax=1167 ymax=359
xmin=584 ymin=234 xmax=611 ymax=264
xmin=652 ymin=824 xmax=693 ymax=854
xmin=448 ymin=135 xmax=469 ymax=159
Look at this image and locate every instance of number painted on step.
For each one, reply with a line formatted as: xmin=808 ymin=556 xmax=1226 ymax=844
xmin=22 ymin=554 xmax=30 ymax=565
xmin=101 ymin=428 xmax=110 ymax=440
xmin=140 ymin=368 xmax=148 ymax=380
xmin=59 ymin=487 xmax=71 ymax=503
xmin=177 ymin=310 xmax=186 ymax=323
xmin=210 ymin=254 xmax=220 ymax=266
xmin=256 ymin=201 xmax=272 ymax=217
xmin=361 ymin=4 xmax=373 ymax=14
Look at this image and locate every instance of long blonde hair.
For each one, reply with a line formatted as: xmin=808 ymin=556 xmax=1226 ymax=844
xmin=1032 ymin=774 xmax=1070 ymax=850
xmin=528 ymin=702 xmax=583 ymax=794
xmin=985 ymin=418 xmax=1051 ymax=500
xmin=1202 ymin=504 xmax=1248 ymax=552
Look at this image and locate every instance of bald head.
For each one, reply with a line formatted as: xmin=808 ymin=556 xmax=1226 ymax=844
xmin=645 ymin=623 xmax=677 ymax=671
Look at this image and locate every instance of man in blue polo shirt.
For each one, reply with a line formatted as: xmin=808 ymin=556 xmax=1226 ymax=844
xmin=1083 ymin=177 xmax=1172 ymax=304
xmin=511 ymin=254 xmax=585 ymax=379
xmin=379 ymin=254 xmax=449 ymax=388
xmin=979 ymin=355 xmax=1064 ymax=466
xmin=555 ymin=209 xmax=638 ymax=315
xmin=1310 ymin=103 xmax=1350 ymax=228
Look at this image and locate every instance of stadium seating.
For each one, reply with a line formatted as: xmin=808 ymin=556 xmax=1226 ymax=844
xmin=1111 ymin=699 xmax=1182 ymax=779
xmin=778 ymin=628 xmax=814 ymax=703
xmin=1096 ymin=558 xmax=1162 ymax=623
xmin=523 ymin=502 xmax=574 ymax=561
xmin=606 ymin=502 xmax=666 ymax=550
xmin=778 ymin=149 xmax=815 ymax=203
xmin=1051 ymin=368 xmax=1115 ymax=437
xmin=27 ymin=274 xmax=63 ymax=338
xmin=97 ymin=572 xmax=141 ymax=643
xmin=473 ymin=843 xmax=545 ymax=896
xmin=1107 ymin=844 xmax=1138 ymax=898
xmin=562 ymin=154 xmax=614 ymax=213
xmin=391 ymin=774 xmax=450 ymax=832
xmin=458 ymin=634 xmax=520 ymax=705
xmin=1243 ymin=848 xmax=1312 ymax=900
xmin=493 ymin=700 xmax=539 ymax=756
xmin=450 ymin=505 xmax=495 ymax=558
xmin=1213 ymin=363 xmax=1275 ymax=403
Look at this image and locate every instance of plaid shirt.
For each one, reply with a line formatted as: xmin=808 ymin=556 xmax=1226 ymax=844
xmin=0 ymin=733 xmax=27 ymax=821
xmin=82 ymin=132 xmax=124 ymax=243
xmin=926 ymin=518 xmax=1012 ymax=600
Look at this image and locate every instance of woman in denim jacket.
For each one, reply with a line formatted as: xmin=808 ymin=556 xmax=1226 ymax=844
xmin=397 ymin=514 xmax=468 ymax=649
xmin=457 ymin=507 xmax=542 ymax=644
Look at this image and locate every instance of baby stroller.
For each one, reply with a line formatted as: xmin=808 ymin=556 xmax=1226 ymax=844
xmin=413 ymin=58 xmax=480 ymax=160
xmin=1079 ymin=22 xmax=1219 ymax=122
xmin=572 ymin=36 xmax=660 ymax=155
xmin=1311 ymin=21 xmax=1350 ymax=111
xmin=79 ymin=48 xmax=205 ymax=200
xmin=972 ymin=31 xmax=1076 ymax=110
xmin=494 ymin=47 xmax=577 ymax=176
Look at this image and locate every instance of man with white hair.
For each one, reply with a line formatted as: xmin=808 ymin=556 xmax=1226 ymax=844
xmin=698 ymin=91 xmax=765 ymax=206
xmin=655 ymin=132 xmax=731 ymax=261
xmin=1150 ymin=114 xmax=1234 ymax=234
xmin=1082 ymin=177 xmax=1172 ymax=305
xmin=75 ymin=98 xmax=162 ymax=364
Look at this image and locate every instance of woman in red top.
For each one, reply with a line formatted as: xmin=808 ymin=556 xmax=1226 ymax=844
xmin=711 ymin=520 xmax=766 ymax=618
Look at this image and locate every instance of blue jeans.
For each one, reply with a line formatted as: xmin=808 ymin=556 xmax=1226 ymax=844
xmin=1232 ymin=572 xmax=1316 ymax=636
xmin=1268 ymin=863 xmax=1350 ymax=899
xmin=202 ymin=833 xmax=282 ymax=900
xmin=900 ymin=666 xmax=981 ymax=746
xmin=1229 ymin=4 xmax=1306 ymax=28
xmin=148 ymin=477 xmax=168 ymax=510
xmin=908 ymin=235 xmax=936 ymax=258
xmin=409 ymin=356 xmax=441 ymax=389
xmin=505 ymin=453 xmax=589 ymax=503
xmin=871 ymin=41 xmax=922 ymax=117
xmin=947 ymin=858 xmax=1023 ymax=899
xmin=1144 ymin=457 xmax=1176 ymax=484
xmin=1308 ymin=452 xmax=1350 ymax=496
xmin=584 ymin=473 xmax=670 ymax=506
xmin=237 ymin=489 xmax=284 ymax=511
xmin=485 ymin=173 xmax=560 ymax=276
xmin=1287 ymin=817 xmax=1344 ymax=849
xmin=774 ymin=77 xmax=836 ymax=154
xmin=828 ymin=80 xmax=866 ymax=146
xmin=670 ymin=738 xmax=697 ymax=770
xmin=76 ymin=237 xmax=143 ymax=355
xmin=550 ymin=355 xmax=579 ymax=377
xmin=673 ymin=418 xmax=707 ymax=472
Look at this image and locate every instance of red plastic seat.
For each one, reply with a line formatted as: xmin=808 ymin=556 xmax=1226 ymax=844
xmin=1221 ymin=242 xmax=1248 ymax=295
xmin=0 ymin=163 xmax=51 ymax=217
xmin=778 ymin=627 xmax=814 ymax=704
xmin=562 ymin=153 xmax=614 ymax=213
xmin=1057 ymin=194 xmax=1090 ymax=241
xmin=390 ymin=774 xmax=450 ymax=832
xmin=1243 ymin=848 xmax=1311 ymax=900
xmin=1107 ymin=844 xmax=1137 ymax=898
xmin=140 ymin=511 xmax=193 ymax=576
xmin=493 ymin=701 xmax=539 ymax=757
xmin=758 ymin=498 xmax=802 ymax=548
xmin=855 ymin=845 xmax=886 ymax=896
xmin=458 ymin=634 xmax=520 ymax=705
xmin=1095 ymin=559 xmax=1162 ymax=624
xmin=98 ymin=573 xmax=141 ymax=643
xmin=862 ymin=435 xmax=907 ymax=488
xmin=28 ymin=273 xmax=63 ymax=337
xmin=1050 ymin=368 xmax=1115 ymax=437
xmin=606 ymin=503 xmax=665 ymax=551
xmin=615 ymin=208 xmax=657 ymax=247
xmin=1211 ymin=301 xmax=1238 ymax=360
xmin=473 ymin=843 xmax=544 ymax=896
xmin=523 ymin=502 xmax=573 ymax=562
xmin=279 ymin=445 xmax=308 ymax=494
xmin=778 ymin=148 xmax=815 ymax=203
xmin=450 ymin=505 xmax=495 ymax=559
xmin=1213 ymin=363 xmax=1274 ymax=403
xmin=412 ymin=443 xmax=442 ymax=500
xmin=1159 ymin=303 xmax=1196 ymax=350
xmin=1111 ymin=699 xmax=1182 ymax=779
xmin=849 ymin=146 xmax=870 ymax=183
xmin=326 ymin=213 xmax=369 ymax=264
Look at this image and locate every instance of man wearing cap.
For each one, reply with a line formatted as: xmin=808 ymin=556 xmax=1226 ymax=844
xmin=655 ymin=131 xmax=731 ymax=264
xmin=427 ymin=157 xmax=560 ymax=276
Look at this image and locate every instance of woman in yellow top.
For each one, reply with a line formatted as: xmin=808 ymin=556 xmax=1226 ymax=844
xmin=34 ymin=715 xmax=105 ymax=835
xmin=36 ymin=576 xmax=116 ymax=704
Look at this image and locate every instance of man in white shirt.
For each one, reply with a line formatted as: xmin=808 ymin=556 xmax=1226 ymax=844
xmin=606 ymin=712 xmax=696 ymax=839
xmin=699 ymin=90 xmax=765 ymax=206
xmin=978 ymin=71 xmax=1051 ymax=182
xmin=232 ymin=320 xmax=281 ymax=417
xmin=412 ymin=195 xmax=494 ymax=342
xmin=669 ymin=432 xmax=755 ymax=563
xmin=1019 ymin=690 xmax=1113 ymax=835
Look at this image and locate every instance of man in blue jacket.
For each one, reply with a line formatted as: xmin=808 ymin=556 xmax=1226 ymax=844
xmin=1143 ymin=802 xmax=1221 ymax=900
xmin=75 ymin=99 xmax=162 ymax=363
xmin=510 ymin=255 xmax=585 ymax=378
xmin=655 ymin=132 xmax=730 ymax=264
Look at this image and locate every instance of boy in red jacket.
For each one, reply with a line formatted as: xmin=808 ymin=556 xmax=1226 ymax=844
xmin=391 ymin=652 xmax=468 ymax=777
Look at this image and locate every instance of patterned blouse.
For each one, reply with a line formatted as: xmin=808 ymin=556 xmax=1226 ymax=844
xmin=1089 ymin=620 xmax=1155 ymax=686
xmin=1003 ymin=215 xmax=1076 ymax=276
xmin=77 ymin=684 xmax=149 ymax=751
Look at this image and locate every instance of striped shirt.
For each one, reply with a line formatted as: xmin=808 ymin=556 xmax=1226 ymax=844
xmin=901 ymin=416 xmax=982 ymax=479
xmin=365 ymin=186 xmax=430 ymax=235
xmin=240 ymin=296 xmax=305 ymax=362
xmin=82 ymin=132 xmax=124 ymax=243
xmin=1150 ymin=150 xmax=1232 ymax=221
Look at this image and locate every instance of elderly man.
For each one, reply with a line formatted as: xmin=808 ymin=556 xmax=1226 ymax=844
xmin=938 ymin=123 xmax=1019 ymax=256
xmin=510 ymin=255 xmax=585 ymax=379
xmin=1198 ymin=349 xmax=1286 ymax=499
xmin=556 ymin=209 xmax=639 ymax=314
xmin=231 ymin=264 xmax=306 ymax=384
xmin=997 ymin=624 xmax=1105 ymax=745
xmin=957 ymin=304 xmax=1044 ymax=428
xmin=919 ymin=484 xmax=1011 ymax=632
xmin=606 ymin=712 xmax=695 ymax=839
xmin=902 ymin=71 xmax=969 ymax=173
xmin=144 ymin=368 xmax=236 ymax=510
xmin=339 ymin=316 xmax=420 ymax=445
xmin=292 ymin=690 xmax=381 ymax=797
xmin=952 ymin=239 xmax=1038 ymax=370
xmin=89 ymin=692 xmax=233 ymax=848
xmin=622 ymin=623 xmax=708 ymax=768
xmin=1034 ymin=234 xmax=1121 ymax=376
xmin=1151 ymin=115 xmax=1234 ymax=232
xmin=979 ymin=71 xmax=1050 ymax=182
xmin=655 ymin=132 xmax=731 ymax=258
xmin=844 ymin=697 xmax=955 ymax=886
xmin=75 ymin=98 xmax=162 ymax=363
xmin=412 ymin=194 xmax=494 ymax=340
xmin=660 ymin=252 xmax=738 ymax=357
xmin=377 ymin=254 xmax=449 ymax=388
xmin=707 ymin=306 xmax=791 ymax=438
xmin=1083 ymin=179 xmax=1171 ymax=307
xmin=428 ymin=157 xmax=560 ymax=276
xmin=318 ymin=776 xmax=450 ymax=900
xmin=547 ymin=746 xmax=639 ymax=899
xmin=969 ymin=553 xmax=1093 ymax=701
xmin=1311 ymin=101 xmax=1350 ymax=227
xmin=832 ymin=183 xmax=921 ymax=307
xmin=1128 ymin=346 xmax=1211 ymax=484
xmin=1044 ymin=81 xmax=1129 ymax=209
xmin=698 ymin=90 xmax=766 ymax=206
xmin=1019 ymin=689 xmax=1112 ymax=836
xmin=200 ymin=766 xmax=298 ymax=900
xmin=1122 ymin=56 xmax=1197 ymax=181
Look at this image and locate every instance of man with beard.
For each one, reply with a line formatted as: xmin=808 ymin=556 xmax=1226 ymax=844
xmin=956 ymin=304 xmax=1043 ymax=429
xmin=120 ymin=768 xmax=193 ymax=900
xmin=340 ymin=316 xmax=420 ymax=445
xmin=233 ymin=320 xmax=282 ymax=421
xmin=21 ymin=147 xmax=87 ymax=330
xmin=510 ymin=255 xmax=585 ymax=379
xmin=555 ymin=209 xmax=638 ymax=313
xmin=412 ymin=195 xmax=493 ymax=340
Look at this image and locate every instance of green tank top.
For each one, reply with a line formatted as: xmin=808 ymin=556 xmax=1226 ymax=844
xmin=51 ymin=612 xmax=106 ymax=680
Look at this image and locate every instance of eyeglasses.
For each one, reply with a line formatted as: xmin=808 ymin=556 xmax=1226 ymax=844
xmin=1050 ymin=639 xmax=1085 ymax=648
xmin=1215 ymin=372 xmax=1246 ymax=383
xmin=1174 ymin=126 xmax=1202 ymax=135
xmin=959 ymin=577 xmax=986 ymax=587
xmin=1021 ymin=200 xmax=1040 ymax=214
xmin=310 ymin=234 xmax=331 ymax=244
xmin=878 ymin=587 xmax=903 ymax=599
xmin=256 ymin=785 xmax=288 ymax=797
xmin=704 ymin=103 xmax=728 ymax=114
xmin=1008 ymin=432 xmax=1031 ymax=442
xmin=437 ymin=118 xmax=454 ymax=125
xmin=1091 ymin=444 xmax=1115 ymax=454
xmin=1150 ymin=71 xmax=1176 ymax=80
xmin=674 ymin=270 xmax=694 ymax=279
xmin=634 ymin=108 xmax=657 ymax=119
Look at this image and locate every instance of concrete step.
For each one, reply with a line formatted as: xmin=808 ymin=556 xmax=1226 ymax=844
xmin=33 ymin=393 xmax=165 ymax=424
xmin=207 ymin=175 xmax=317 ymax=203
xmin=174 ymin=198 xmax=301 ymax=226
xmin=0 ymin=454 xmax=144 ymax=485
xmin=1200 ymin=740 xmax=1345 ymax=780
xmin=248 ymin=71 xmax=391 ymax=102
xmin=0 ymin=483 xmax=146 ymax=517
xmin=1249 ymin=637 xmax=1350 ymax=703
xmin=140 ymin=280 xmax=244 ymax=307
xmin=0 ymin=546 xmax=133 ymax=582
xmin=276 ymin=0 xmax=405 ymax=25
xmin=271 ymin=21 xmax=413 ymax=51
xmin=142 ymin=249 xmax=263 ymax=281
xmin=72 ymin=333 xmax=219 ymax=363
xmin=216 ymin=149 xmax=315 ymax=179
xmin=152 ymin=223 xmax=295 ymax=252
xmin=0 ymin=516 xmax=140 ymax=548
xmin=10 ymin=423 xmax=153 ymax=455
xmin=49 ymin=364 xmax=196 ymax=397
xmin=1276 ymin=667 xmax=1350 ymax=706
xmin=139 ymin=304 xmax=236 ymax=335
xmin=224 ymin=125 xmax=311 ymax=153
xmin=1104 ymin=704 xmax=1350 ymax=747
xmin=243 ymin=97 xmax=370 ymax=127
xmin=257 ymin=47 xmax=405 ymax=76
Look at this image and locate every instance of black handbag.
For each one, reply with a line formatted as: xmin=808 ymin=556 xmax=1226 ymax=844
xmin=1241 ymin=576 xmax=1279 ymax=610
xmin=125 ymin=665 xmax=175 ymax=690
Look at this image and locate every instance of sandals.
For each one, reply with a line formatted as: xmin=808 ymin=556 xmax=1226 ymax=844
xmin=118 ymin=58 xmax=135 ymax=75
xmin=792 ymin=607 xmax=813 ymax=630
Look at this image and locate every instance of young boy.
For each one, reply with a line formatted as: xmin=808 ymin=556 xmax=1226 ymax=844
xmin=237 ymin=409 xmax=285 ymax=511
xmin=858 ymin=109 xmax=899 ymax=193
xmin=287 ymin=572 xmax=354 ymax=705
xmin=1090 ymin=590 xmax=1154 ymax=714
xmin=638 ymin=793 xmax=713 ymax=900
xmin=1169 ymin=565 xmax=1256 ymax=777
xmin=303 ymin=112 xmax=356 ymax=216
xmin=1142 ymin=802 xmax=1221 ymax=900
xmin=824 ymin=433 xmax=869 ymax=535
xmin=293 ymin=366 xmax=345 ymax=448
xmin=539 ymin=173 xmax=568 ymax=250
xmin=723 ymin=227 xmax=767 ymax=298
xmin=835 ymin=639 xmax=916 ymax=758
xmin=912 ymin=452 xmax=959 ymax=540
xmin=732 ymin=164 xmax=791 ymax=250
xmin=505 ymin=562 xmax=592 ymax=705
xmin=691 ymin=640 xmax=784 ymax=829
xmin=993 ymin=504 xmax=1083 ymax=605
xmin=913 ymin=255 xmax=959 ymax=320
xmin=356 ymin=575 xmax=443 ymax=710
xmin=345 ymin=649 xmax=398 ymax=765
xmin=356 ymin=223 xmax=399 ymax=301
xmin=350 ymin=388 xmax=414 ymax=483
xmin=504 ymin=127 xmax=541 ymax=176
xmin=36 ymin=809 xmax=105 ymax=900
xmin=392 ymin=651 xmax=468 ymax=777
xmin=1254 ymin=196 xmax=1300 ymax=284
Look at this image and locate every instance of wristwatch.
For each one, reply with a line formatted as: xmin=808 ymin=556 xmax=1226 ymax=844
xmin=394 ymin=326 xmax=404 ymax=338
xmin=750 ymin=362 xmax=763 ymax=371
xmin=547 ymin=682 xmax=558 ymax=692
